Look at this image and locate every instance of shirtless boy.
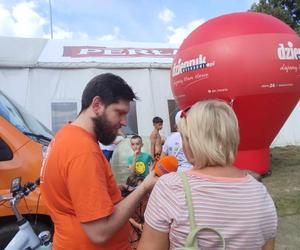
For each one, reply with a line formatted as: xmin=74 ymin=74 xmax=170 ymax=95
xmin=150 ymin=116 xmax=163 ymax=161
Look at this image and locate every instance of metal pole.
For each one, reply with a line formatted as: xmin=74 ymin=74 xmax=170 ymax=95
xmin=49 ymin=0 xmax=53 ymax=39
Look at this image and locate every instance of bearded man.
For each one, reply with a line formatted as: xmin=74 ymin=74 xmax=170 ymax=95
xmin=40 ymin=73 xmax=157 ymax=250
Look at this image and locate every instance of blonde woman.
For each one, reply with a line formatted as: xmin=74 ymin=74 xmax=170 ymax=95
xmin=138 ymin=100 xmax=277 ymax=250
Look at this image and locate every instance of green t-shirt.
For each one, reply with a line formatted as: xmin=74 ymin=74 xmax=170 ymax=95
xmin=127 ymin=152 xmax=152 ymax=177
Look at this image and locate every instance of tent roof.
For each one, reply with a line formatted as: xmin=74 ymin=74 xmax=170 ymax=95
xmin=0 ymin=36 xmax=47 ymax=67
xmin=0 ymin=37 xmax=177 ymax=68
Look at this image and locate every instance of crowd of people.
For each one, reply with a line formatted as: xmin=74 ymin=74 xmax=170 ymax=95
xmin=40 ymin=73 xmax=277 ymax=250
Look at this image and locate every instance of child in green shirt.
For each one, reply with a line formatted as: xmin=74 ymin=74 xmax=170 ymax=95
xmin=127 ymin=135 xmax=152 ymax=177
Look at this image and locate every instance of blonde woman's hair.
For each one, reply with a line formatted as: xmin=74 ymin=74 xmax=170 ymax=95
xmin=178 ymin=100 xmax=240 ymax=168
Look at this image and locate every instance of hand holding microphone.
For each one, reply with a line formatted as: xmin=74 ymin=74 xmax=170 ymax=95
xmin=154 ymin=156 xmax=178 ymax=177
xmin=141 ymin=156 xmax=178 ymax=194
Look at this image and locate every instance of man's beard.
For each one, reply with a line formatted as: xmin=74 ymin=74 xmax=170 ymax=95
xmin=92 ymin=113 xmax=118 ymax=145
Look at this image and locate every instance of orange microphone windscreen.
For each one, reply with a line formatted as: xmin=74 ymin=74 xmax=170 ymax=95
xmin=154 ymin=156 xmax=178 ymax=177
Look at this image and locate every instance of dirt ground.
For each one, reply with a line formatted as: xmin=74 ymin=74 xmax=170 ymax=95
xmin=263 ymin=146 xmax=300 ymax=250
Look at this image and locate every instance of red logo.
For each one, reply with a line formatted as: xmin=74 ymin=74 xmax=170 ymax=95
xmin=63 ymin=46 xmax=177 ymax=58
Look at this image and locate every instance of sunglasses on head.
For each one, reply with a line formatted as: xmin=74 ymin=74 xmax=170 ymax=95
xmin=180 ymin=107 xmax=190 ymax=118
xmin=179 ymin=99 xmax=234 ymax=119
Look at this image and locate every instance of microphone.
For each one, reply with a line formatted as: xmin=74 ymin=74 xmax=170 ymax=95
xmin=154 ymin=156 xmax=178 ymax=177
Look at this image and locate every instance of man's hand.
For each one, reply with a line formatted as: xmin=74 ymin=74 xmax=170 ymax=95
xmin=82 ymin=166 xmax=157 ymax=245
xmin=141 ymin=169 xmax=158 ymax=193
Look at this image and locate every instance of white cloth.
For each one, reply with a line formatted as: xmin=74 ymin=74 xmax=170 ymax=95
xmin=162 ymin=132 xmax=192 ymax=172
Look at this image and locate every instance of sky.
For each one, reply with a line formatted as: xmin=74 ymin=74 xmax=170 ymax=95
xmin=0 ymin=0 xmax=258 ymax=45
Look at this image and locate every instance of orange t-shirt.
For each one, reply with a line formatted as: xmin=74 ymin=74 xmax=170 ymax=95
xmin=40 ymin=124 xmax=130 ymax=250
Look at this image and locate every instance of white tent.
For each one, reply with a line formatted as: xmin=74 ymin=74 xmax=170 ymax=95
xmin=0 ymin=36 xmax=299 ymax=147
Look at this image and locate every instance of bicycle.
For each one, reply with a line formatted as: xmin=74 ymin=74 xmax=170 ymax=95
xmin=0 ymin=177 xmax=52 ymax=249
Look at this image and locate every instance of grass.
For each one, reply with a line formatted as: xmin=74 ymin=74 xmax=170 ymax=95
xmin=263 ymin=146 xmax=300 ymax=217
xmin=262 ymin=145 xmax=300 ymax=249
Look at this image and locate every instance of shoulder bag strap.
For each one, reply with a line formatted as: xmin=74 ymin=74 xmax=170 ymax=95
xmin=178 ymin=172 xmax=226 ymax=250
xmin=179 ymin=172 xmax=199 ymax=249
xmin=179 ymin=172 xmax=197 ymax=230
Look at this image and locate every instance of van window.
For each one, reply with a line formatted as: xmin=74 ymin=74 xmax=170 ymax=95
xmin=0 ymin=138 xmax=13 ymax=161
xmin=0 ymin=94 xmax=29 ymax=133
xmin=0 ymin=92 xmax=53 ymax=140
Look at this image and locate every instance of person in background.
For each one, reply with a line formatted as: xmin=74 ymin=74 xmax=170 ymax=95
xmin=40 ymin=73 xmax=157 ymax=250
xmin=138 ymin=100 xmax=277 ymax=250
xmin=150 ymin=116 xmax=163 ymax=161
xmin=128 ymin=135 xmax=152 ymax=178
xmin=100 ymin=128 xmax=126 ymax=161
xmin=161 ymin=110 xmax=192 ymax=172
xmin=121 ymin=173 xmax=148 ymax=250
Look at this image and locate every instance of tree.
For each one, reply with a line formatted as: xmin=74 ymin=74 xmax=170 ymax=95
xmin=250 ymin=0 xmax=300 ymax=35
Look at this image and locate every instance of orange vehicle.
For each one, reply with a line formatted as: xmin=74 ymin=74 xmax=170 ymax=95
xmin=0 ymin=91 xmax=53 ymax=247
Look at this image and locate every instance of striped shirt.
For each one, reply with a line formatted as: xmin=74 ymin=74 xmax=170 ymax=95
xmin=145 ymin=171 xmax=277 ymax=250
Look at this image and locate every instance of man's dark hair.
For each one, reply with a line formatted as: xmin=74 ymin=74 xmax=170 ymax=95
xmin=152 ymin=116 xmax=163 ymax=124
xmin=130 ymin=134 xmax=143 ymax=143
xmin=80 ymin=73 xmax=137 ymax=112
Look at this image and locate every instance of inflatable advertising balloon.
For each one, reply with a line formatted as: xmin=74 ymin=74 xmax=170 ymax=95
xmin=171 ymin=12 xmax=300 ymax=174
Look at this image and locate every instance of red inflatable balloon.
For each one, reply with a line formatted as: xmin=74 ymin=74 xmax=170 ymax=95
xmin=171 ymin=12 xmax=300 ymax=174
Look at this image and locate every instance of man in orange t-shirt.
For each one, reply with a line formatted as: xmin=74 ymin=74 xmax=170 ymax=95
xmin=40 ymin=73 xmax=157 ymax=250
